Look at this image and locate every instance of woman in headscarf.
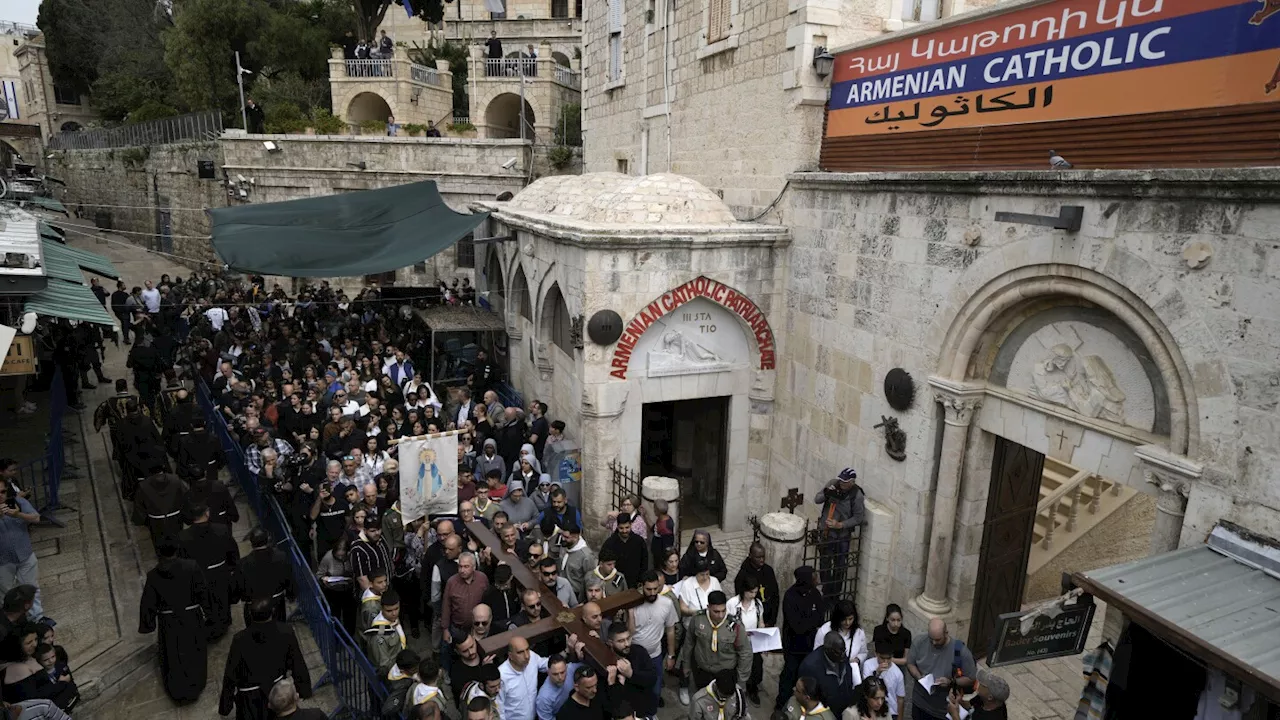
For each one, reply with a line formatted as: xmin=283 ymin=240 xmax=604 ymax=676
xmin=678 ymin=529 xmax=728 ymax=581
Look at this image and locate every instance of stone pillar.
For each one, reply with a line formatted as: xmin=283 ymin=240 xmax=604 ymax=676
xmin=1135 ymin=444 xmax=1202 ymax=554
xmin=757 ymin=512 xmax=806 ymax=591
xmin=642 ymin=476 xmax=681 ymax=542
xmin=914 ymin=378 xmax=983 ymax=617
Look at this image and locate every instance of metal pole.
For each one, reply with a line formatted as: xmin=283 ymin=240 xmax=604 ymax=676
xmin=236 ymin=51 xmax=248 ymax=131
xmin=518 ymin=77 xmax=526 ymax=142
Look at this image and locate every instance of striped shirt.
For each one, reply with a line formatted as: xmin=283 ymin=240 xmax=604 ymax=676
xmin=350 ymin=532 xmax=393 ymax=583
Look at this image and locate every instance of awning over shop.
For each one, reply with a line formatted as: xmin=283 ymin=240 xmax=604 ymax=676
xmin=24 ymin=278 xmax=117 ymax=327
xmin=38 ymin=221 xmax=64 ymax=242
xmin=208 ymin=181 xmax=489 ymax=277
xmin=57 ymin=243 xmax=119 ymax=279
xmin=1074 ymin=523 xmax=1280 ymax=702
xmin=414 ymin=305 xmax=506 ymax=333
xmin=22 ymin=196 xmax=68 ymax=215
xmin=39 ymin=240 xmax=86 ymax=284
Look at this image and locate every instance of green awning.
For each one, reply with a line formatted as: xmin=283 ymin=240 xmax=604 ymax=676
xmin=39 ymin=221 xmax=65 ymax=242
xmin=23 ymin=197 xmax=68 ymax=215
xmin=24 ymin=278 xmax=117 ymax=327
xmin=40 ymin=240 xmax=86 ymax=284
xmin=208 ymin=180 xmax=488 ymax=277
xmin=58 ymin=244 xmax=119 ymax=279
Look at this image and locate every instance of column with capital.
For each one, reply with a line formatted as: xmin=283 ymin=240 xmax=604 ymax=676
xmin=914 ymin=378 xmax=984 ymax=616
xmin=1135 ymin=444 xmax=1202 ymax=554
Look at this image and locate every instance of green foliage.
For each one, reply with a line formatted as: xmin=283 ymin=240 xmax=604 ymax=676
xmin=252 ymin=72 xmax=331 ymax=118
xmin=249 ymin=10 xmax=331 ymax=80
xmin=37 ymin=0 xmax=105 ymax=94
xmin=447 ymin=121 xmax=475 ymax=132
xmin=547 ymin=146 xmax=574 ymax=169
xmin=120 ymin=147 xmax=151 ymax=167
xmin=402 ymin=123 xmax=426 ymax=136
xmin=555 ymin=103 xmax=582 ymax=147
xmin=164 ymin=0 xmax=268 ymax=121
xmin=408 ymin=40 xmax=469 ymax=117
xmin=264 ymin=102 xmax=309 ymax=133
xmin=126 ymin=100 xmax=180 ymax=123
xmin=351 ymin=0 xmax=394 ymax=41
xmin=360 ymin=118 xmax=387 ymax=132
xmin=310 ymin=108 xmax=347 ymax=134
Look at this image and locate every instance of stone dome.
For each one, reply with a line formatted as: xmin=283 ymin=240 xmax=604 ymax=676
xmin=505 ymin=172 xmax=738 ymax=226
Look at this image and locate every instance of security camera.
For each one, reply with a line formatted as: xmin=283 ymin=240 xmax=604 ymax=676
xmin=236 ymin=174 xmax=246 ymax=183
xmin=501 ymin=158 xmax=518 ymax=170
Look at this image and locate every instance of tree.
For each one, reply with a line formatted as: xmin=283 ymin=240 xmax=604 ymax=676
xmin=37 ymin=0 xmax=106 ymax=94
xmin=92 ymin=0 xmax=177 ymax=122
xmin=163 ymin=0 xmax=268 ymax=120
xmin=351 ymin=0 xmax=394 ymax=42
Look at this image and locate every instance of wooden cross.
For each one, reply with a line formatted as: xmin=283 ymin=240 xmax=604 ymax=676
xmin=781 ymin=487 xmax=805 ymax=513
xmin=465 ymin=521 xmax=644 ymax=666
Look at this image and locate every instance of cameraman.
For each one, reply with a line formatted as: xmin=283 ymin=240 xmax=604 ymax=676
xmin=282 ymin=444 xmax=322 ymax=564
xmin=947 ymin=669 xmax=1009 ymax=720
xmin=813 ymin=468 xmax=865 ymax=597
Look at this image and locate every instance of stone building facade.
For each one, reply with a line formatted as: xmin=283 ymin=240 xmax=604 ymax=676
xmin=579 ymin=0 xmax=1001 ymax=218
xmin=471 ymin=172 xmax=789 ymax=530
xmin=13 ymin=34 xmax=98 ymax=140
xmin=328 ymin=47 xmax=455 ymax=131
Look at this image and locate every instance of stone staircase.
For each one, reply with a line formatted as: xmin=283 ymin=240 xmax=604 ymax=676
xmin=1027 ymin=457 xmax=1136 ymax=576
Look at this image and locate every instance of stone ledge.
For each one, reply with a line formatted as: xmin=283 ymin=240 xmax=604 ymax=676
xmin=221 ymin=130 xmax=529 ymax=147
xmin=789 ymin=168 xmax=1280 ymax=201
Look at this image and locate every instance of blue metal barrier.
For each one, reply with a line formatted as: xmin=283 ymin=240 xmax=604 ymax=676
xmin=15 ymin=369 xmax=71 ymax=527
xmin=192 ymin=376 xmax=391 ymax=719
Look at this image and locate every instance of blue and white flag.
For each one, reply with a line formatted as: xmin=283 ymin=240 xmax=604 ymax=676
xmin=1 ymin=81 xmax=18 ymax=120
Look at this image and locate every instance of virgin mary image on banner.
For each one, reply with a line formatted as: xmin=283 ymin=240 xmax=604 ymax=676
xmin=398 ymin=434 xmax=459 ymax=522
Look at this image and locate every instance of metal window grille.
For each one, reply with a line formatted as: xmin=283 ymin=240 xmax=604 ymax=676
xmin=455 ymin=231 xmax=476 ymax=268
xmin=552 ymin=0 xmax=571 ymax=18
xmin=609 ymin=459 xmax=644 ymax=513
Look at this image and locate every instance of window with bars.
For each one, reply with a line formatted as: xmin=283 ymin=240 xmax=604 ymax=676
xmin=455 ymin=232 xmax=475 ymax=268
xmin=608 ymin=0 xmax=624 ymax=82
xmin=707 ymin=0 xmax=731 ymax=43
xmin=552 ymin=0 xmax=570 ymax=17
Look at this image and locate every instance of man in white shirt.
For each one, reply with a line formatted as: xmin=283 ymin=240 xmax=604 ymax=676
xmin=496 ymin=636 xmax=549 ymax=720
xmin=205 ymin=304 xmax=229 ymax=330
xmin=141 ymin=280 xmax=161 ymax=314
xmin=629 ymin=571 xmax=679 ymax=709
xmin=861 ymin=641 xmax=905 ymax=719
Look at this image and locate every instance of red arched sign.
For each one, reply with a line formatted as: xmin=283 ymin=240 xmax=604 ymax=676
xmin=608 ymin=276 xmax=776 ymax=380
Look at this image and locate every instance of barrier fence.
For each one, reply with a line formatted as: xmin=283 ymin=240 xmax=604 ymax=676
xmin=17 ymin=368 xmax=71 ymax=527
xmin=194 ymin=379 xmax=389 ymax=718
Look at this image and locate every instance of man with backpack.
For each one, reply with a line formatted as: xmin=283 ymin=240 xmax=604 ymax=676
xmin=906 ymin=619 xmax=976 ymax=720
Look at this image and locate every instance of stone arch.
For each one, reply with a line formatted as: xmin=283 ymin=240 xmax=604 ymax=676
xmin=511 ymin=263 xmax=533 ymax=322
xmin=346 ymin=91 xmax=394 ymax=125
xmin=541 ymin=281 xmax=573 ymax=356
xmin=552 ymin=51 xmax=571 ymax=67
xmin=483 ymin=248 xmax=505 ymax=316
xmin=484 ymin=92 xmax=536 ymax=141
xmin=935 ymin=262 xmax=1199 ymax=456
xmin=608 ymin=276 xmax=776 ymax=381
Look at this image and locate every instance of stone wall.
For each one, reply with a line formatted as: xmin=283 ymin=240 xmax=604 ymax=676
xmin=47 ymin=142 xmax=226 ymax=268
xmin=778 ymin=169 xmax=1280 ymax=626
xmin=48 ymin=133 xmax=537 ymax=283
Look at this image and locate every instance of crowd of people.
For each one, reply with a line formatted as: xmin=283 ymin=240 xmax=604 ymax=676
xmin=0 ymin=269 xmax=1015 ymax=720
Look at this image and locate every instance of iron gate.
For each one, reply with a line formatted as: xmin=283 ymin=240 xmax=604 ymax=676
xmin=609 ymin=458 xmax=643 ymax=512
xmin=750 ymin=494 xmax=863 ymax=607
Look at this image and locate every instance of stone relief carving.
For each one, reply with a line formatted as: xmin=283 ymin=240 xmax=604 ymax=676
xmin=1030 ymin=344 xmax=1127 ymax=424
xmin=935 ymin=392 xmax=981 ymax=425
xmin=647 ymin=329 xmax=735 ymax=377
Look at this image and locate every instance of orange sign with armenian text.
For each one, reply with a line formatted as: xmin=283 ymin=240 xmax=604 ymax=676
xmin=826 ymin=0 xmax=1280 ymax=137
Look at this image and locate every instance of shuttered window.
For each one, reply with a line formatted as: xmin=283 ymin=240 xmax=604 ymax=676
xmin=609 ymin=0 xmax=624 ymax=32
xmin=707 ymin=0 xmax=731 ymax=43
xmin=608 ymin=0 xmax=624 ymax=82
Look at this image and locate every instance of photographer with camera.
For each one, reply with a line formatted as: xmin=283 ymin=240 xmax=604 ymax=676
xmin=280 ymin=445 xmax=321 ymax=565
xmin=814 ymin=468 xmax=865 ymax=598
xmin=0 ymin=485 xmax=44 ymax=622
xmin=946 ymin=669 xmax=1008 ymax=720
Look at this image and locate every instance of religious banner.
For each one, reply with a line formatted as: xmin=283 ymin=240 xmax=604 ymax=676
xmin=397 ymin=431 xmax=460 ymax=523
xmin=826 ymin=0 xmax=1280 ymax=138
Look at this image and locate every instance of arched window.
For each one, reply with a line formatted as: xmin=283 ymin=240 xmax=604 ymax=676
xmin=512 ymin=265 xmax=532 ymax=321
xmin=542 ymin=282 xmax=573 ymax=355
xmin=484 ymin=251 xmax=505 ymax=316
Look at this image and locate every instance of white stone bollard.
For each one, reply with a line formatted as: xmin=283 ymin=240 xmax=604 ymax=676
xmin=641 ymin=476 xmax=681 ymax=547
xmin=757 ymin=512 xmax=807 ymax=592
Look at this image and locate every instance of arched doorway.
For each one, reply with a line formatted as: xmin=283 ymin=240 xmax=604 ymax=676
xmin=552 ymin=51 xmax=571 ymax=67
xmin=540 ymin=282 xmax=572 ymax=356
xmin=483 ymin=250 xmax=505 ymax=316
xmin=346 ymin=92 xmax=393 ymax=125
xmin=484 ymin=93 xmax=535 ymax=141
xmin=511 ymin=264 xmax=532 ymax=323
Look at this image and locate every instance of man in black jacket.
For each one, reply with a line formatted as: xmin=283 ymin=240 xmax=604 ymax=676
xmin=776 ymin=566 xmax=825 ymax=712
xmin=733 ymin=542 xmax=780 ymax=627
xmin=600 ymin=513 xmax=648 ymax=588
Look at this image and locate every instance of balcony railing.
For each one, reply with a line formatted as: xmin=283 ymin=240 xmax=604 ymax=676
xmin=410 ymin=63 xmax=441 ymax=85
xmin=483 ymin=57 xmax=538 ymax=77
xmin=553 ymin=65 xmax=580 ymax=89
xmin=344 ymin=59 xmax=394 ymax=78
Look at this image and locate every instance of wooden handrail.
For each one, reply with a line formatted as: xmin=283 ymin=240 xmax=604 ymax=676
xmin=1038 ymin=467 xmax=1092 ymax=514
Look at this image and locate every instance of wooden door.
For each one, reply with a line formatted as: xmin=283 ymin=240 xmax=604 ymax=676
xmin=969 ymin=437 xmax=1044 ymax=658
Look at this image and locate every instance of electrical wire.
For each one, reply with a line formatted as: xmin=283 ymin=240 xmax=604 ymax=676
xmin=53 ymin=223 xmax=224 ymax=267
xmin=46 ymin=219 xmax=213 ymax=241
xmin=746 ymin=180 xmax=791 ymax=222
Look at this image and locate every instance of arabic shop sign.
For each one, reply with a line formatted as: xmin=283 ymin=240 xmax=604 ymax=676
xmin=987 ymin=599 xmax=1096 ymax=667
xmin=826 ymin=0 xmax=1280 ymax=137
xmin=609 ymin=276 xmax=775 ymax=380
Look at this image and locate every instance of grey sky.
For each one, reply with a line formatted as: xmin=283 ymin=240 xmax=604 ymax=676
xmin=2 ymin=0 xmax=41 ymax=26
